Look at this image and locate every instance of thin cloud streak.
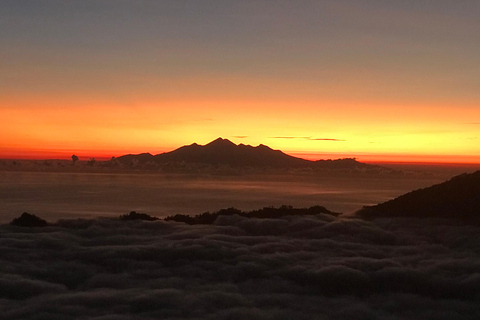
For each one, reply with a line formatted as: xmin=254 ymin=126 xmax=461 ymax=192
xmin=270 ymin=136 xmax=346 ymax=142
xmin=310 ymin=138 xmax=346 ymax=141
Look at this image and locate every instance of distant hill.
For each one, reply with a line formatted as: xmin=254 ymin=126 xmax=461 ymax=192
xmin=10 ymin=212 xmax=48 ymax=227
xmin=117 ymin=137 xmax=386 ymax=172
xmin=357 ymin=170 xmax=480 ymax=220
xmin=164 ymin=205 xmax=339 ymax=225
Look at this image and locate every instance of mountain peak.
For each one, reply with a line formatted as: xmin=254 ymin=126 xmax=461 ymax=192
xmin=205 ymin=137 xmax=237 ymax=148
xmin=257 ymin=144 xmax=272 ymax=150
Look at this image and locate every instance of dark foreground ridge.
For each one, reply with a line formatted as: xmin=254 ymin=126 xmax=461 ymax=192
xmin=164 ymin=205 xmax=339 ymax=225
xmin=357 ymin=170 xmax=480 ymax=220
xmin=9 ymin=205 xmax=339 ymax=227
xmin=119 ymin=211 xmax=159 ymax=221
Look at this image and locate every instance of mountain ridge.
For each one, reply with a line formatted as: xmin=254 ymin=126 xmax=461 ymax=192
xmin=356 ymin=170 xmax=480 ymax=220
xmin=116 ymin=137 xmax=386 ymax=172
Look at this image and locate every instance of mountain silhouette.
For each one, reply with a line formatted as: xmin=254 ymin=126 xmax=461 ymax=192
xmin=117 ymin=137 xmax=384 ymax=171
xmin=357 ymin=170 xmax=480 ymax=220
xmin=153 ymin=138 xmax=309 ymax=168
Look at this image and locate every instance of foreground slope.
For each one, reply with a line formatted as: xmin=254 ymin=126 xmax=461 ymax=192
xmin=357 ymin=170 xmax=480 ymax=220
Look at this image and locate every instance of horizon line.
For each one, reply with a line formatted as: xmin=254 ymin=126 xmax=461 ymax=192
xmin=2 ymin=148 xmax=480 ymax=166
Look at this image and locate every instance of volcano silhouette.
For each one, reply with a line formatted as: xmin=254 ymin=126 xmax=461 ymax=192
xmin=117 ymin=137 xmax=380 ymax=170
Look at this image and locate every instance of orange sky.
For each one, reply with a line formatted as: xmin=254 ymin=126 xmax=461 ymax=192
xmin=2 ymin=97 xmax=479 ymax=163
xmin=1 ymin=1 xmax=479 ymax=163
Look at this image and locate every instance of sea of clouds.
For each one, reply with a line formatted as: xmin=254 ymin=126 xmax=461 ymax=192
xmin=1 ymin=213 xmax=479 ymax=319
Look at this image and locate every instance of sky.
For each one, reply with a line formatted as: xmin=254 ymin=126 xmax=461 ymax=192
xmin=1 ymin=0 xmax=479 ymax=163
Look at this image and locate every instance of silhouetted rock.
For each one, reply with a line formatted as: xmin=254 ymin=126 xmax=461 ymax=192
xmin=119 ymin=211 xmax=159 ymax=221
xmin=165 ymin=205 xmax=339 ymax=225
xmin=357 ymin=170 xmax=480 ymax=220
xmin=71 ymin=154 xmax=79 ymax=165
xmin=10 ymin=212 xmax=48 ymax=227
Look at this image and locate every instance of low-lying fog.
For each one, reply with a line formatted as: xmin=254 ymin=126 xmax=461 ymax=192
xmin=1 ymin=214 xmax=479 ymax=319
xmin=0 ymin=171 xmax=447 ymax=222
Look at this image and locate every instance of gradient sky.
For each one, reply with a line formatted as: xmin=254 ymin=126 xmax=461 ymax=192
xmin=1 ymin=0 xmax=479 ymax=162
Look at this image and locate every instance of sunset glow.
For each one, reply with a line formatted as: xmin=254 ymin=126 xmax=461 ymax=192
xmin=1 ymin=1 xmax=479 ymax=163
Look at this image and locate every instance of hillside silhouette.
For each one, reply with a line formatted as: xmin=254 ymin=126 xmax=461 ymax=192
xmin=357 ymin=170 xmax=480 ymax=220
xmin=10 ymin=212 xmax=48 ymax=227
xmin=164 ymin=205 xmax=339 ymax=225
xmin=117 ymin=137 xmax=385 ymax=171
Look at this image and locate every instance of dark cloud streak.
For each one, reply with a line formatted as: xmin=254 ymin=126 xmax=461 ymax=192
xmin=270 ymin=137 xmax=346 ymax=141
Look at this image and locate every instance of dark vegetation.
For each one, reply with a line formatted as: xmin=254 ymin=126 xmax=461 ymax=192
xmin=164 ymin=205 xmax=339 ymax=225
xmin=119 ymin=211 xmax=159 ymax=221
xmin=10 ymin=212 xmax=48 ymax=227
xmin=9 ymin=206 xmax=338 ymax=227
xmin=71 ymin=154 xmax=78 ymax=165
xmin=357 ymin=170 xmax=480 ymax=220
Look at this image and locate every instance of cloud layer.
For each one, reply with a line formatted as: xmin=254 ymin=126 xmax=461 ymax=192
xmin=1 ymin=214 xmax=480 ymax=319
